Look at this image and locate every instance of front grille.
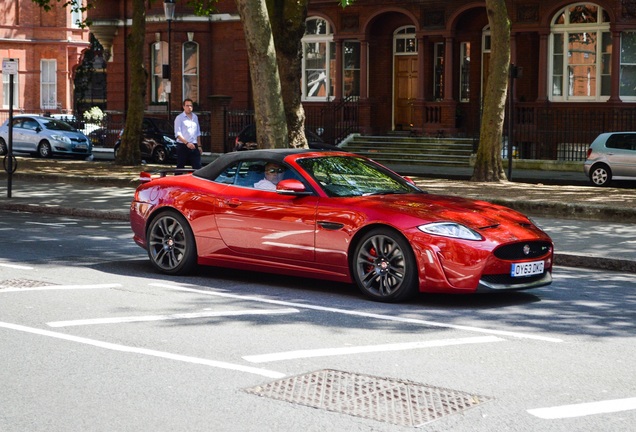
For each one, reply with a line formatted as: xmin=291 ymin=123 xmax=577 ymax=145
xmin=494 ymin=241 xmax=551 ymax=260
xmin=481 ymin=273 xmax=546 ymax=286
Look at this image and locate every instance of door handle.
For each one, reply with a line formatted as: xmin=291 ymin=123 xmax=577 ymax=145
xmin=224 ymin=198 xmax=241 ymax=207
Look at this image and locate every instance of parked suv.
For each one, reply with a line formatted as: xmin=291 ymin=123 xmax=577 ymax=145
xmin=0 ymin=115 xmax=92 ymax=159
xmin=114 ymin=117 xmax=177 ymax=164
xmin=584 ymin=132 xmax=636 ymax=186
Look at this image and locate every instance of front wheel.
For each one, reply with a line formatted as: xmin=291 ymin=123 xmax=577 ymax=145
xmin=589 ymin=164 xmax=611 ymax=187
xmin=0 ymin=138 xmax=7 ymax=156
xmin=352 ymin=228 xmax=418 ymax=302
xmin=146 ymin=211 xmax=197 ymax=275
xmin=38 ymin=140 xmax=52 ymax=158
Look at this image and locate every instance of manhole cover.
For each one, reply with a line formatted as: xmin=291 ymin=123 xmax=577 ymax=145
xmin=244 ymin=369 xmax=492 ymax=427
xmin=0 ymin=279 xmax=54 ymax=289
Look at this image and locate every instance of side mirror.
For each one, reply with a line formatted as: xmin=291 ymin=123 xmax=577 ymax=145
xmin=276 ymin=179 xmax=312 ymax=196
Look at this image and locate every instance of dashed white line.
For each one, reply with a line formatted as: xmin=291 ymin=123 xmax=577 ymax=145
xmin=0 ymin=283 xmax=122 ymax=293
xmin=243 ymin=335 xmax=504 ymax=363
xmin=0 ymin=321 xmax=285 ymax=379
xmin=0 ymin=263 xmax=34 ymax=270
xmin=47 ymin=308 xmax=300 ymax=327
xmin=528 ymin=397 xmax=636 ymax=419
xmin=151 ymin=283 xmax=563 ymax=343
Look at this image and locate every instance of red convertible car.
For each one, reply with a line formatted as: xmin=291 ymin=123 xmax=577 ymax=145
xmin=130 ymin=149 xmax=553 ymax=302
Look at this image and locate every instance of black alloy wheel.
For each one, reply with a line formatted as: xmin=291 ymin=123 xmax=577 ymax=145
xmin=352 ymin=228 xmax=418 ymax=302
xmin=147 ymin=211 xmax=197 ymax=275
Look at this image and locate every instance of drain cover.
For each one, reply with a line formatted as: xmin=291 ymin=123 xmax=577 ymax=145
xmin=0 ymin=279 xmax=53 ymax=289
xmin=244 ymin=369 xmax=492 ymax=427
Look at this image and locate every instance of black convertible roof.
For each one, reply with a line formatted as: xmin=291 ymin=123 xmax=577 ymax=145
xmin=193 ymin=148 xmax=329 ymax=180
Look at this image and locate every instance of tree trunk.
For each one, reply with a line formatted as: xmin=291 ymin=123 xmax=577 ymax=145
xmin=471 ymin=0 xmax=510 ymax=182
xmin=267 ymin=0 xmax=309 ymax=149
xmin=235 ymin=0 xmax=287 ymax=149
xmin=116 ymin=0 xmax=144 ymax=165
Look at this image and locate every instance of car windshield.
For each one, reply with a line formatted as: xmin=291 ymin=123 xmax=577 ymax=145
xmin=152 ymin=118 xmax=174 ymax=134
xmin=297 ymin=155 xmax=421 ymax=197
xmin=42 ymin=119 xmax=76 ymax=132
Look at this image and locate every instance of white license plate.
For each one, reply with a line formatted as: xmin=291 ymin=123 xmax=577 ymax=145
xmin=510 ymin=260 xmax=544 ymax=278
xmin=75 ymin=144 xmax=87 ymax=150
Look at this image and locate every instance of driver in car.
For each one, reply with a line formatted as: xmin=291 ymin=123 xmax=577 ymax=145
xmin=254 ymin=163 xmax=285 ymax=190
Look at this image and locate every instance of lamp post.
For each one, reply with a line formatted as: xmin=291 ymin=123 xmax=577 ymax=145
xmin=163 ymin=0 xmax=175 ymax=122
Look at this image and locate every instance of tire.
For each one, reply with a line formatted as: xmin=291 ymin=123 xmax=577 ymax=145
xmin=352 ymin=228 xmax=418 ymax=302
xmin=589 ymin=164 xmax=611 ymax=187
xmin=146 ymin=211 xmax=197 ymax=275
xmin=38 ymin=140 xmax=52 ymax=158
xmin=0 ymin=138 xmax=7 ymax=156
xmin=113 ymin=144 xmax=120 ymax=160
xmin=152 ymin=146 xmax=168 ymax=164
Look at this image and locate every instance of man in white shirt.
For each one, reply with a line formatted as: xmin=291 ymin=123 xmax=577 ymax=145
xmin=174 ymin=98 xmax=202 ymax=169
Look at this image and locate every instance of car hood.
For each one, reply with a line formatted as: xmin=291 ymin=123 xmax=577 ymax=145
xmin=356 ymin=193 xmax=540 ymax=236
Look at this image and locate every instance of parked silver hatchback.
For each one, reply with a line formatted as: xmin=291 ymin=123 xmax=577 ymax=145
xmin=584 ymin=132 xmax=636 ymax=186
xmin=0 ymin=115 xmax=92 ymax=159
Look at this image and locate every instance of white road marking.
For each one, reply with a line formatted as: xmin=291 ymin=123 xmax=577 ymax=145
xmin=151 ymin=283 xmax=563 ymax=343
xmin=0 ymin=321 xmax=285 ymax=379
xmin=243 ymin=335 xmax=504 ymax=363
xmin=0 ymin=283 xmax=121 ymax=293
xmin=528 ymin=397 xmax=636 ymax=419
xmin=47 ymin=308 xmax=300 ymax=327
xmin=0 ymin=263 xmax=34 ymax=270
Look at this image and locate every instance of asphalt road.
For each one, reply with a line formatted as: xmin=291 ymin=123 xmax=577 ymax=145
xmin=1 ymin=211 xmax=635 ymax=431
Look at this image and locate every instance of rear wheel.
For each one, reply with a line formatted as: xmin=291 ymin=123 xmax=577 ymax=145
xmin=352 ymin=228 xmax=418 ymax=302
xmin=589 ymin=164 xmax=611 ymax=187
xmin=38 ymin=140 xmax=52 ymax=158
xmin=146 ymin=211 xmax=197 ymax=275
xmin=0 ymin=138 xmax=7 ymax=156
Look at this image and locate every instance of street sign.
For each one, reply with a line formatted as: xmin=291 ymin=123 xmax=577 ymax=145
xmin=2 ymin=59 xmax=18 ymax=75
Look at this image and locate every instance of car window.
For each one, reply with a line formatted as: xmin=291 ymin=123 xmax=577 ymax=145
xmin=42 ymin=119 xmax=75 ymax=132
xmin=22 ymin=119 xmax=39 ymax=131
xmin=297 ymin=155 xmax=418 ymax=197
xmin=606 ymin=134 xmax=636 ymax=151
xmin=212 ymin=159 xmax=303 ymax=189
xmin=11 ymin=118 xmax=25 ymax=129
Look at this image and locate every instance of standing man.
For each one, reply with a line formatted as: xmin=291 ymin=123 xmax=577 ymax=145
xmin=174 ymin=98 xmax=202 ymax=169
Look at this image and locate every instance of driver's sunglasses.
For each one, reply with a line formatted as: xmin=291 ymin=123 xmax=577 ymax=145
xmin=266 ymin=168 xmax=285 ymax=174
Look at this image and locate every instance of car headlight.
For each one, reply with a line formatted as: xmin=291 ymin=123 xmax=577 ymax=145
xmin=51 ymin=134 xmax=71 ymax=144
xmin=418 ymin=222 xmax=483 ymax=241
xmin=163 ymin=135 xmax=176 ymax=144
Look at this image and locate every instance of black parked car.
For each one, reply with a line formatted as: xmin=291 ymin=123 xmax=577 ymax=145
xmin=114 ymin=117 xmax=177 ymax=164
xmin=234 ymin=124 xmax=340 ymax=151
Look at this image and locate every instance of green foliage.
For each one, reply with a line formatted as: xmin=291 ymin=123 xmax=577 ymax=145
xmin=339 ymin=0 xmax=355 ymax=7
xmin=187 ymin=0 xmax=218 ymax=16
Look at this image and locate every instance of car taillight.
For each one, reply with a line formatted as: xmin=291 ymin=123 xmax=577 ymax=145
xmin=586 ymin=148 xmax=593 ymax=159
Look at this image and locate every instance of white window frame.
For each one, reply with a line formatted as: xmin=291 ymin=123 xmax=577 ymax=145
xmin=548 ymin=3 xmax=610 ymax=102
xmin=394 ymin=26 xmax=417 ymax=55
xmin=70 ymin=0 xmax=83 ymax=29
xmin=151 ymin=41 xmax=168 ymax=103
xmin=343 ymin=40 xmax=360 ymax=98
xmin=620 ymin=31 xmax=636 ymax=100
xmin=182 ymin=41 xmax=199 ymax=103
xmin=41 ymin=59 xmax=57 ymax=110
xmin=302 ymin=17 xmax=334 ymax=101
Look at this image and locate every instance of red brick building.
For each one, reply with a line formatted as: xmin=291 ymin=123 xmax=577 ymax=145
xmin=88 ymin=1 xmax=636 ymax=159
xmin=0 ymin=0 xmax=90 ymax=121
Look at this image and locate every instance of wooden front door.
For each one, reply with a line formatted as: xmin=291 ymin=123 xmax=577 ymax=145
xmin=394 ymin=55 xmax=418 ymax=130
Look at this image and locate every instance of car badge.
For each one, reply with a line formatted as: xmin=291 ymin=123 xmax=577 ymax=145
xmin=523 ymin=244 xmax=531 ymax=255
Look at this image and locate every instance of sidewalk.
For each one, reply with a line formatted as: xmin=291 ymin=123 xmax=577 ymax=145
xmin=2 ymin=156 xmax=636 ymax=274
